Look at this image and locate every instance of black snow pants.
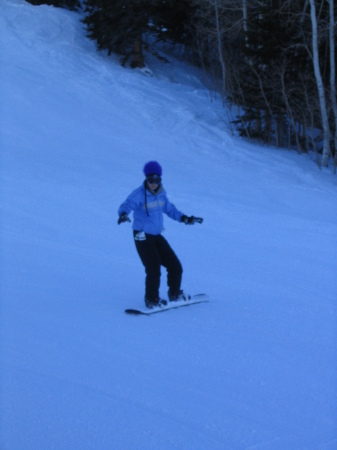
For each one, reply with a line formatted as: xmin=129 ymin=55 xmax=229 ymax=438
xmin=133 ymin=231 xmax=182 ymax=301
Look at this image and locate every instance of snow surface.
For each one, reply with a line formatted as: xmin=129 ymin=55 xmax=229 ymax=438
xmin=1 ymin=1 xmax=337 ymax=448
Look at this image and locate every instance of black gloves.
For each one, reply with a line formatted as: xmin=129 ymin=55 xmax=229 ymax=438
xmin=118 ymin=212 xmax=131 ymax=225
xmin=119 ymin=212 xmax=203 ymax=225
xmin=181 ymin=215 xmax=203 ymax=225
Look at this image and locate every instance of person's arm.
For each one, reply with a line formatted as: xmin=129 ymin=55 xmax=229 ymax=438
xmin=117 ymin=188 xmax=141 ymax=224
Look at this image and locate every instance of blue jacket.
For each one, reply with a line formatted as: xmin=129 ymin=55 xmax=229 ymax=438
xmin=118 ymin=182 xmax=184 ymax=235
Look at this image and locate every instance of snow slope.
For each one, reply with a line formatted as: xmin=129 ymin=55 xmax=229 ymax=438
xmin=1 ymin=1 xmax=337 ymax=448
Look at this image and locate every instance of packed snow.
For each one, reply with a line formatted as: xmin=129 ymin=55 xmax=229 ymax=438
xmin=1 ymin=1 xmax=337 ymax=448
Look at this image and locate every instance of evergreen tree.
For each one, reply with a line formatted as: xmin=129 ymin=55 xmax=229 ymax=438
xmin=26 ymin=0 xmax=80 ymax=9
xmin=150 ymin=0 xmax=194 ymax=46
xmin=82 ymin=0 xmax=195 ymax=67
xmin=82 ymin=0 xmax=150 ymax=67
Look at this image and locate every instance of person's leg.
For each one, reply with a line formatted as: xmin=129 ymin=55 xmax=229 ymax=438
xmin=155 ymin=235 xmax=182 ymax=297
xmin=134 ymin=231 xmax=161 ymax=301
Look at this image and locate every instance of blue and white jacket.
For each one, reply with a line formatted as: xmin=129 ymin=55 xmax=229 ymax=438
xmin=118 ymin=182 xmax=184 ymax=235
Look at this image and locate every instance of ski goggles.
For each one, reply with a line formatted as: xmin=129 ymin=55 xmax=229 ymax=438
xmin=146 ymin=175 xmax=161 ymax=184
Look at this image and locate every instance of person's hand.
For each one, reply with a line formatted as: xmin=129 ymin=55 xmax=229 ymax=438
xmin=181 ymin=215 xmax=203 ymax=225
xmin=118 ymin=213 xmax=131 ymax=225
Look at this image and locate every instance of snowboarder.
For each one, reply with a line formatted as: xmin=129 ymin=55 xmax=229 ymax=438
xmin=118 ymin=161 xmax=202 ymax=309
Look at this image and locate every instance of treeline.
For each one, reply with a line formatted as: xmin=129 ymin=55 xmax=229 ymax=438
xmin=26 ymin=0 xmax=80 ymax=9
xmin=26 ymin=0 xmax=337 ymax=168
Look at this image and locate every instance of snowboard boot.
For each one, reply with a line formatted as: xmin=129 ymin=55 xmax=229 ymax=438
xmin=168 ymin=290 xmax=191 ymax=302
xmin=145 ymin=297 xmax=167 ymax=309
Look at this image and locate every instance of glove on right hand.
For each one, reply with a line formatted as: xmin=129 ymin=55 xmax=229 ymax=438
xmin=118 ymin=212 xmax=131 ymax=225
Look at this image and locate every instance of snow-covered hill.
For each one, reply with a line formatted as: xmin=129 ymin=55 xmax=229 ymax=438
xmin=1 ymin=1 xmax=337 ymax=448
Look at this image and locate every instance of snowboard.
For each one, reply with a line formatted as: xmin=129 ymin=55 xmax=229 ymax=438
xmin=125 ymin=294 xmax=209 ymax=316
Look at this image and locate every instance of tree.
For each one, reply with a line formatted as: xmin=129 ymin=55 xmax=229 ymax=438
xmin=328 ymin=0 xmax=337 ymax=169
xmin=308 ymin=0 xmax=331 ymax=166
xmin=79 ymin=0 xmax=336 ymax=167
xmin=82 ymin=0 xmax=150 ymax=67
xmin=232 ymin=0 xmax=289 ymax=143
xmin=150 ymin=0 xmax=194 ymax=47
xmin=82 ymin=0 xmax=195 ymax=68
xmin=26 ymin=0 xmax=80 ymax=9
